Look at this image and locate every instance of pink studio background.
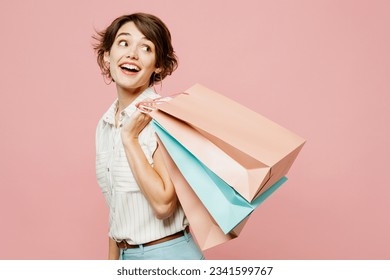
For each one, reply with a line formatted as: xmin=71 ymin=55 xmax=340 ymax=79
xmin=0 ymin=0 xmax=389 ymax=259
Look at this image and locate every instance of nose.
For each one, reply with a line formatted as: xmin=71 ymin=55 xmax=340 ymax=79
xmin=126 ymin=45 xmax=138 ymax=59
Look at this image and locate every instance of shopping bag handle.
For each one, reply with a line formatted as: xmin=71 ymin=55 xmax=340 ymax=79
xmin=135 ymin=92 xmax=188 ymax=113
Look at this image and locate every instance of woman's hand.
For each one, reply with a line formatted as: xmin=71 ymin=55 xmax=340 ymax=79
xmin=120 ymin=109 xmax=152 ymax=145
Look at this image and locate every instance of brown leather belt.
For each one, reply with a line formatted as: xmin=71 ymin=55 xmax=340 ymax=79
xmin=117 ymin=227 xmax=190 ymax=249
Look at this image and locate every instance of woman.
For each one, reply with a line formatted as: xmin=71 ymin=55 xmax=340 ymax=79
xmin=94 ymin=13 xmax=204 ymax=260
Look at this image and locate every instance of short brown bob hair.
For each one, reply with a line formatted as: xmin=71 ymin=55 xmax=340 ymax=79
xmin=93 ymin=13 xmax=178 ymax=85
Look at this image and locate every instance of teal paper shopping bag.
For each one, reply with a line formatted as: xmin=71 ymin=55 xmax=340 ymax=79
xmin=152 ymin=120 xmax=287 ymax=234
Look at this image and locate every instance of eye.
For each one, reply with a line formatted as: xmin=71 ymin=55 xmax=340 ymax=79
xmin=118 ymin=40 xmax=127 ymax=47
xmin=140 ymin=45 xmax=151 ymax=52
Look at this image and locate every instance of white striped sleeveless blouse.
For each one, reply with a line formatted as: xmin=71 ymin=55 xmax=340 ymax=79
xmin=95 ymin=87 xmax=188 ymax=245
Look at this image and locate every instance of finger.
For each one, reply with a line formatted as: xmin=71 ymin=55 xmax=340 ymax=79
xmin=135 ymin=97 xmax=158 ymax=112
xmin=131 ymin=109 xmax=152 ymax=122
xmin=136 ymin=104 xmax=154 ymax=113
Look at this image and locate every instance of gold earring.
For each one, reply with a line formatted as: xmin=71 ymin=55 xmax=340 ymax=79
xmin=102 ymin=73 xmax=113 ymax=85
xmin=102 ymin=61 xmax=113 ymax=85
xmin=152 ymin=72 xmax=163 ymax=93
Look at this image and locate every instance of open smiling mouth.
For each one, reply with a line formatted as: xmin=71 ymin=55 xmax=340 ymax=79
xmin=120 ymin=63 xmax=140 ymax=74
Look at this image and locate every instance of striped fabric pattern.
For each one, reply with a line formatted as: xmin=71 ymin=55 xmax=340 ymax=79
xmin=96 ymin=88 xmax=188 ymax=245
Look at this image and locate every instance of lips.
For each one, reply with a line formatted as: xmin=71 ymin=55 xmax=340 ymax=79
xmin=119 ymin=62 xmax=141 ymax=74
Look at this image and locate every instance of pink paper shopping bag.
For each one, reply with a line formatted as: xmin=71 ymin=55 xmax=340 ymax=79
xmin=152 ymin=84 xmax=306 ymax=202
xmin=157 ymin=137 xmax=248 ymax=250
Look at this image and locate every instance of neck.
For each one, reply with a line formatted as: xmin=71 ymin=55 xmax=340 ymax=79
xmin=116 ymin=84 xmax=149 ymax=112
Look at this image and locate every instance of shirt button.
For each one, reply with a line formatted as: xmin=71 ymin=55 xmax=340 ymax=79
xmin=107 ymin=168 xmax=110 ymax=172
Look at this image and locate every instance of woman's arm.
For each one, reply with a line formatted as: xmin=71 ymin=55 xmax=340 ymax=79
xmin=108 ymin=237 xmax=120 ymax=260
xmin=121 ymin=110 xmax=177 ymax=220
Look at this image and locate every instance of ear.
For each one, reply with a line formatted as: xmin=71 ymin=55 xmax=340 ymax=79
xmin=155 ymin=68 xmax=162 ymax=74
xmin=103 ymin=51 xmax=110 ymax=63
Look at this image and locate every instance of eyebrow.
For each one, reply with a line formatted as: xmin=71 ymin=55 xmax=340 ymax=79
xmin=115 ymin=32 xmax=149 ymax=41
xmin=116 ymin=32 xmax=131 ymax=38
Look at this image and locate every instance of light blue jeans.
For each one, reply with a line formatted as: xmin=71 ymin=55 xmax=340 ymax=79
xmin=120 ymin=231 xmax=204 ymax=260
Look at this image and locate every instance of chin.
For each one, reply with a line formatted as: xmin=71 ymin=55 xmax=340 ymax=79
xmin=117 ymin=80 xmax=149 ymax=91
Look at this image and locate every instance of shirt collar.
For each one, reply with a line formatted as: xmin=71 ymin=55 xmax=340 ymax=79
xmin=102 ymin=87 xmax=160 ymax=126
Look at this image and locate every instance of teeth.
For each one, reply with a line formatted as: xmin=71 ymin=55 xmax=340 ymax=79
xmin=121 ymin=64 xmax=140 ymax=71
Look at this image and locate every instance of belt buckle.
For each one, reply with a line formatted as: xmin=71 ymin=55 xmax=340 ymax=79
xmin=118 ymin=240 xmax=127 ymax=249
